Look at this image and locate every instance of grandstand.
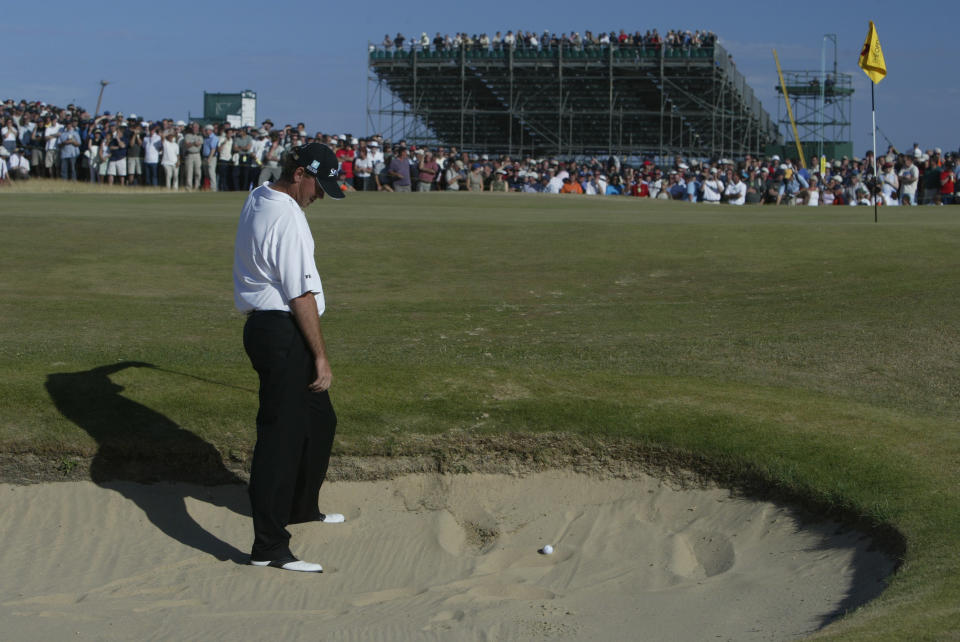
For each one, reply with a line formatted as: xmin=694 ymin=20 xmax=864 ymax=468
xmin=367 ymin=42 xmax=782 ymax=159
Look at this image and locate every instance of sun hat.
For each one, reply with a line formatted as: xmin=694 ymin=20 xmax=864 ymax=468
xmin=290 ymin=143 xmax=345 ymax=199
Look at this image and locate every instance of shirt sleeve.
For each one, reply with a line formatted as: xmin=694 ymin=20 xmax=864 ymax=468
xmin=273 ymin=213 xmax=324 ymax=308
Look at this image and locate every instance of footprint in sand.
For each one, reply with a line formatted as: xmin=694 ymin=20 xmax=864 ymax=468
xmin=669 ymin=531 xmax=735 ymax=580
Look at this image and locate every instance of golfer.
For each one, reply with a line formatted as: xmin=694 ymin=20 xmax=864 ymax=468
xmin=233 ymin=143 xmax=345 ymax=573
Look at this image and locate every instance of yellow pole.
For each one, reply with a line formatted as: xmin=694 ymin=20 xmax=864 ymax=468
xmin=772 ymin=50 xmax=806 ymax=169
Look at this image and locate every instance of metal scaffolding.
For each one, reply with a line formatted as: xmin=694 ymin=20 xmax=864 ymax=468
xmin=367 ymin=42 xmax=780 ymax=160
xmin=774 ymin=35 xmax=854 ymax=161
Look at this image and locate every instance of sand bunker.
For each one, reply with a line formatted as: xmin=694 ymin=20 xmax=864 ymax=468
xmin=0 ymin=472 xmax=893 ymax=640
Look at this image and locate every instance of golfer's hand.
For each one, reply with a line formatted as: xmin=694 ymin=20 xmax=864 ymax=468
xmin=309 ymin=357 xmax=332 ymax=392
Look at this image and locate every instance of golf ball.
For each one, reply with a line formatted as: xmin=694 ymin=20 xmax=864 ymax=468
xmin=540 ymin=544 xmax=554 ymax=555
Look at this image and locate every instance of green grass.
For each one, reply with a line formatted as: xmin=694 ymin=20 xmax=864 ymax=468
xmin=1 ymin=190 xmax=959 ymax=639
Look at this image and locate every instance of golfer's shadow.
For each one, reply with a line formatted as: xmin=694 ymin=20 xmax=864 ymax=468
xmin=45 ymin=361 xmax=250 ymax=563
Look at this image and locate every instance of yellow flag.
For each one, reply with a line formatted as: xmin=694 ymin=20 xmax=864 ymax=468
xmin=858 ymin=21 xmax=886 ymax=84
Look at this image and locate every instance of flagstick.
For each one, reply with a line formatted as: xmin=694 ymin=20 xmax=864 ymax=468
xmin=872 ymin=82 xmax=878 ymax=223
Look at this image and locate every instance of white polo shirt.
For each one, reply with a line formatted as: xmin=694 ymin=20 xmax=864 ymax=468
xmin=233 ymin=183 xmax=324 ymax=315
xmin=44 ymin=123 xmax=62 ymax=150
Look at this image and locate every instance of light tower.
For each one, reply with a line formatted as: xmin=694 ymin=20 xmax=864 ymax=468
xmin=94 ymin=80 xmax=110 ymax=117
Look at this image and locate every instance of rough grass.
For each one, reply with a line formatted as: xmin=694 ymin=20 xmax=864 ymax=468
xmin=4 ymin=177 xmax=175 ymax=194
xmin=1 ymin=190 xmax=959 ymax=639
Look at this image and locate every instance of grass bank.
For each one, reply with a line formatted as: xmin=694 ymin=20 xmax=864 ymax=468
xmin=0 ymin=190 xmax=958 ymax=638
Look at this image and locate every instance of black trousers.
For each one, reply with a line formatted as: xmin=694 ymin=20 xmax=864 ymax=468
xmin=243 ymin=311 xmax=337 ymax=560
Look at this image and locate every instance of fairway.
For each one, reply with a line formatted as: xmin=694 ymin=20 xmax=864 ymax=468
xmin=1 ymin=190 xmax=959 ymax=639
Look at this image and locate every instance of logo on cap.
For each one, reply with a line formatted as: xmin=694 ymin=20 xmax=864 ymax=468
xmin=329 ymin=168 xmax=338 ymax=177
xmin=308 ymin=160 xmax=321 ymax=173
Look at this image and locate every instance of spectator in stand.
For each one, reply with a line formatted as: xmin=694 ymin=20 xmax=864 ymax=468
xmin=828 ymin=179 xmax=846 ymax=205
xmin=777 ymin=166 xmax=808 ymax=205
xmin=879 ymin=162 xmax=899 ymax=206
xmin=605 ymin=174 xmax=624 ymax=195
xmin=217 ymin=125 xmax=234 ymax=192
xmin=821 ymin=176 xmax=837 ymax=205
xmin=202 ymin=124 xmax=219 ymax=190
xmin=182 ymin=122 xmax=203 ymax=190
xmin=0 ymin=148 xmax=8 ymax=185
xmin=491 ymin=169 xmax=509 ymax=191
xmin=744 ymin=166 xmax=764 ymax=205
xmin=368 ymin=142 xmax=386 ymax=190
xmin=724 ymin=171 xmax=746 ymax=205
xmin=1 ymin=118 xmax=17 ymax=154
xmin=899 ymin=155 xmax=919 ymax=205
xmin=258 ymin=132 xmax=284 ymax=186
xmin=105 ymin=122 xmax=127 ymax=185
xmin=417 ymin=151 xmax=438 ymax=191
xmin=57 ymin=120 xmax=81 ymax=181
xmin=802 ymin=176 xmax=820 ymax=205
xmin=701 ymin=168 xmax=723 ymax=202
xmin=582 ymin=171 xmax=600 ymax=195
xmin=8 ymin=146 xmax=30 ymax=180
xmin=920 ymin=152 xmax=940 ymax=204
xmin=335 ymin=137 xmax=355 ymax=190
xmin=853 ymin=183 xmax=871 ymax=206
xmin=468 ymin=163 xmax=485 ymax=191
xmin=760 ymin=168 xmax=779 ymax=204
xmin=367 ymin=138 xmax=383 ymax=168
xmin=17 ymin=113 xmax=35 ymax=162
xmin=144 ymin=125 xmax=162 ymax=186
xmin=126 ymin=123 xmax=144 ymax=186
xmin=560 ymin=176 xmax=582 ymax=193
xmin=161 ymin=129 xmax=180 ymax=190
xmin=445 ymin=159 xmax=464 ymax=190
xmin=21 ymin=113 xmax=37 ymax=177
xmin=684 ymin=172 xmax=699 ymax=202
xmin=940 ymin=159 xmax=956 ymax=205
xmin=251 ymin=128 xmax=269 ymax=184
xmin=233 ymin=126 xmax=255 ymax=191
xmin=287 ymin=131 xmax=303 ymax=154
xmin=353 ymin=145 xmax=373 ymax=191
xmin=844 ymin=173 xmax=864 ymax=205
xmin=388 ymin=146 xmax=412 ymax=192
xmin=43 ymin=114 xmax=62 ymax=178
xmin=527 ymin=172 xmax=544 ymax=192
xmin=645 ymin=168 xmax=662 ymax=199
xmin=505 ymin=165 xmax=521 ymax=191
xmin=86 ymin=129 xmax=103 ymax=183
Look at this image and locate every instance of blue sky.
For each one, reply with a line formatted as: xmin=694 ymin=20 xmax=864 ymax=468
xmin=2 ymin=0 xmax=952 ymax=157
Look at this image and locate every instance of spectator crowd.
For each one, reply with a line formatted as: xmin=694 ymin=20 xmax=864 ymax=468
xmin=1 ymin=97 xmax=956 ymax=205
xmin=376 ymin=29 xmax=717 ymax=53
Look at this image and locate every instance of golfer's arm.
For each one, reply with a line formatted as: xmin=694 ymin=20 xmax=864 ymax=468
xmin=289 ymin=292 xmax=328 ymax=362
